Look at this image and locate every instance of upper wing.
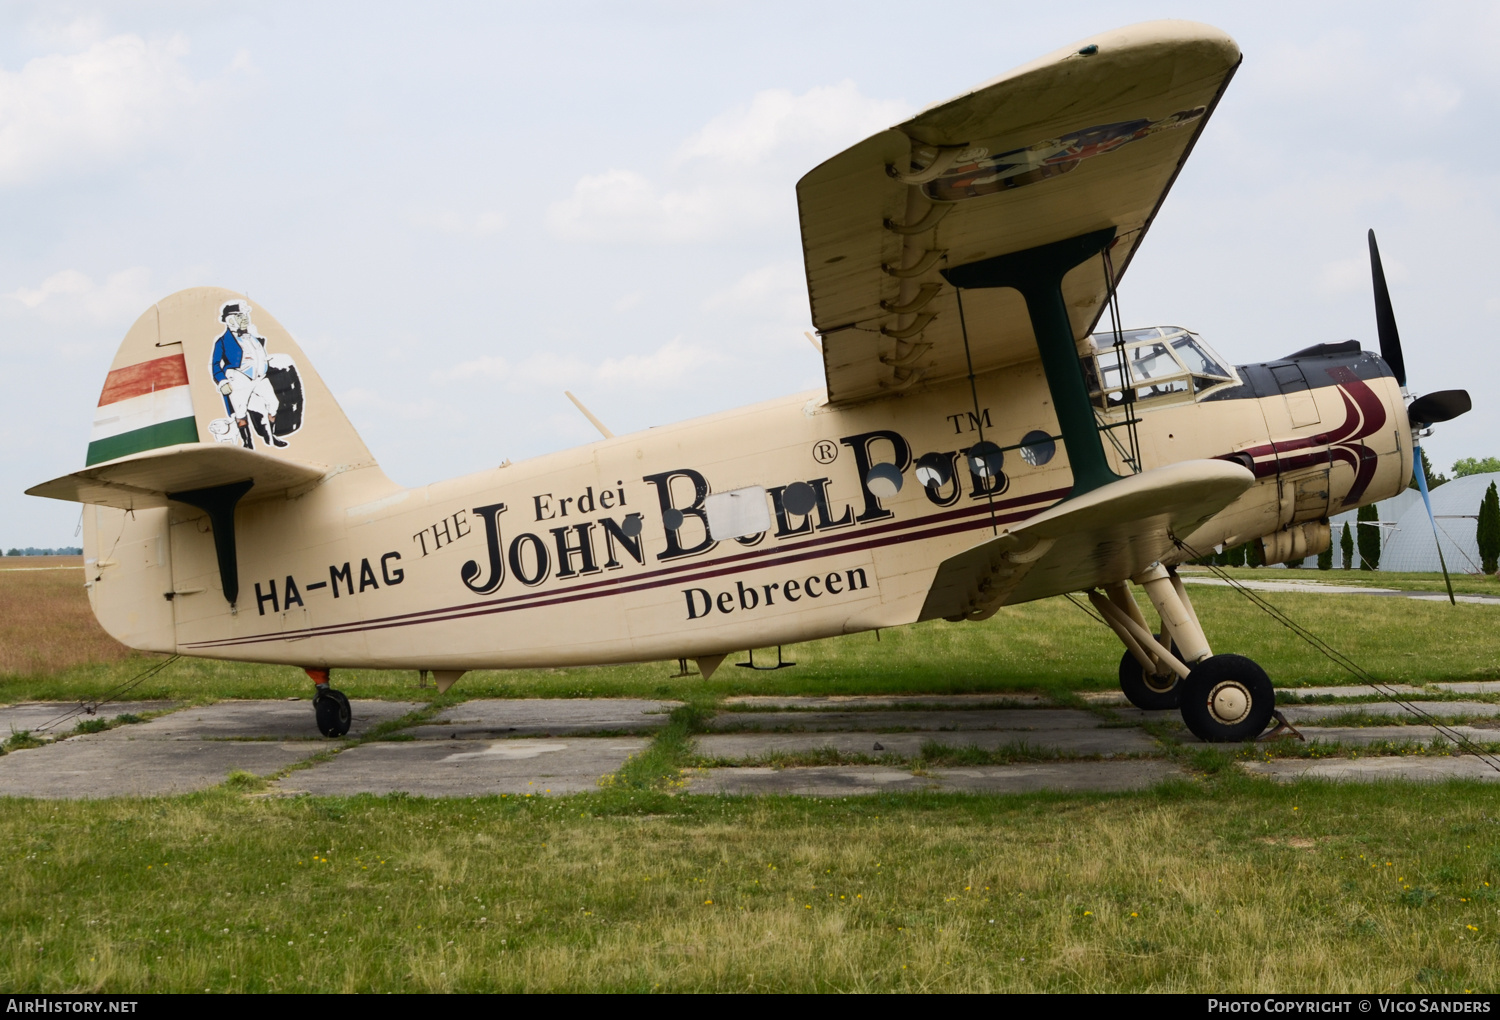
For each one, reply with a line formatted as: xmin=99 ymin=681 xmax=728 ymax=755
xmin=797 ymin=21 xmax=1241 ymax=405
xmin=917 ymin=458 xmax=1253 ymax=621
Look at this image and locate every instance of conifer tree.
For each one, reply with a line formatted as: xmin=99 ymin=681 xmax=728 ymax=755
xmin=1357 ymin=503 xmax=1380 ymax=570
xmin=1340 ymin=521 xmax=1354 ymax=569
xmin=1478 ymin=481 xmax=1500 ymax=576
xmin=1317 ymin=542 xmax=1333 ymax=570
xmin=1246 ymin=539 xmax=1264 ymax=568
xmin=1410 ymin=448 xmax=1448 ymax=489
xmin=1228 ymin=542 xmax=1246 ymax=568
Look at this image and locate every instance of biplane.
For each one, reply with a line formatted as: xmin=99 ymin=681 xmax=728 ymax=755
xmin=27 ymin=20 xmax=1471 ymax=742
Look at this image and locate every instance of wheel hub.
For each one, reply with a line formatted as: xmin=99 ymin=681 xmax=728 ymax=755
xmin=1208 ymin=682 xmax=1251 ymax=725
xmin=1143 ymin=671 xmax=1176 ymax=694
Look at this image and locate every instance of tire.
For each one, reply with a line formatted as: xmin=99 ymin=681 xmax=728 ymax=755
xmin=1178 ymin=654 xmax=1275 ymax=743
xmin=313 ymin=688 xmax=351 ymax=738
xmin=1118 ymin=647 xmax=1182 ymax=710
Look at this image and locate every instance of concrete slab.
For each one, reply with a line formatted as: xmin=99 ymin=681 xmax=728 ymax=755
xmin=1291 ymin=725 xmax=1498 ymax=747
xmin=722 ymin=694 xmax=1048 ymax=710
xmin=684 ymin=760 xmax=1182 ymax=796
xmin=931 ymin=761 xmax=1184 ymax=793
xmin=686 ymin=766 xmax=927 ymax=795
xmin=694 ymin=727 xmax=1159 ymax=760
xmin=405 ymin=699 xmax=680 ymax=739
xmin=1280 ymin=701 xmax=1500 ymax=723
xmin=122 ymin=699 xmax=422 ymax=741
xmin=281 ymin=737 xmax=649 ymax=796
xmin=1409 ymin=594 xmax=1500 ymax=604
xmin=706 ymin=708 xmax=1107 ymax=732
xmin=1166 ymin=724 xmax=1495 ymax=747
xmin=1274 ymin=685 xmax=1425 ymax=700
xmin=1111 ymin=708 xmax=1186 ymax=725
xmin=1242 ymin=756 xmax=1500 ymax=783
xmin=1434 ymin=682 xmax=1500 ymax=695
xmin=0 ymin=733 xmax=317 ymax=798
xmin=1 ymin=701 xmax=178 ymax=736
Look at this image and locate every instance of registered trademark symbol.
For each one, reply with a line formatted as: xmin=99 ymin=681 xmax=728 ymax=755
xmin=812 ymin=440 xmax=838 ymax=465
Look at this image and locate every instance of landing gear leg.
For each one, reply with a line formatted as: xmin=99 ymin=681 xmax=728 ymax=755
xmin=1088 ymin=565 xmax=1276 ymax=742
xmin=306 ymin=667 xmax=351 ymax=738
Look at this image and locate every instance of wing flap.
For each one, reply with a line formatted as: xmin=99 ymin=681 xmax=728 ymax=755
xmin=918 ymin=459 xmax=1253 ymax=621
xmin=26 ymin=443 xmax=326 ymax=510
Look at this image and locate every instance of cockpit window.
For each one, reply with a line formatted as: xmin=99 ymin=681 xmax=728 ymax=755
xmin=1171 ymin=336 xmax=1230 ymax=380
xmin=1085 ymin=327 xmax=1237 ymax=410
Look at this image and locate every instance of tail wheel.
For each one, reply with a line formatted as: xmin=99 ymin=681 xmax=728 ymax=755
xmin=1117 ymin=647 xmax=1181 ymax=710
xmin=1178 ymin=654 xmax=1274 ymax=743
xmin=313 ymin=688 xmax=351 ymax=738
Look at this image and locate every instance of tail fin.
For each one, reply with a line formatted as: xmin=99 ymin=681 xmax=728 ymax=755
xmin=84 ymin=287 xmax=374 ymax=473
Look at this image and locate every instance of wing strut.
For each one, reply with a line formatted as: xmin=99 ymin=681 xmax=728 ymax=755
xmin=942 ymin=227 xmax=1120 ymax=497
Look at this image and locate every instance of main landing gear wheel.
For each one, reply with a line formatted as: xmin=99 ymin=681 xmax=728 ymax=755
xmin=1118 ymin=646 xmax=1182 ymax=710
xmin=1178 ymin=654 xmax=1274 ymax=743
xmin=313 ymin=688 xmax=351 ymax=738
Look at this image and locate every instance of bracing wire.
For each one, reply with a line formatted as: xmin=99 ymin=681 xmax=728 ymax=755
xmin=1100 ymin=246 xmax=1142 ymax=474
xmin=1063 ymin=591 xmax=1107 ymax=626
xmin=955 ymin=289 xmax=1000 ymax=536
xmin=34 ymin=654 xmax=180 ymax=734
xmin=1174 ymin=540 xmax=1500 ymax=773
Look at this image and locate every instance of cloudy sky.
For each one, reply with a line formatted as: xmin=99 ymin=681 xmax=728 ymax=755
xmin=3 ymin=1 xmax=1496 ymax=545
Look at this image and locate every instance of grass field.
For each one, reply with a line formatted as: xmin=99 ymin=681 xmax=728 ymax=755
xmin=5 ymin=779 xmax=1500 ymax=992
xmin=6 ymin=561 xmax=1500 ymax=992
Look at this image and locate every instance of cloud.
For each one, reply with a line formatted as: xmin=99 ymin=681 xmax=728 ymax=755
xmin=702 ymin=261 xmax=807 ymax=320
xmin=547 ymin=81 xmax=910 ymax=243
xmin=434 ymin=335 xmax=727 ymax=391
xmin=545 ymin=169 xmax=753 ymax=243
xmin=674 ymin=81 xmax=908 ymax=167
xmin=407 ymin=209 xmax=507 ymax=237
xmin=1396 ymin=77 xmax=1463 ymax=116
xmin=4 ymin=267 xmax=154 ymax=325
xmin=0 ymin=31 xmax=214 ymax=187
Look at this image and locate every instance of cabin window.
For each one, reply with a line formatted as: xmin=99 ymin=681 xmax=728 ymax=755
xmin=1084 ymin=327 xmax=1236 ymax=410
xmin=704 ymin=486 xmax=771 ymax=541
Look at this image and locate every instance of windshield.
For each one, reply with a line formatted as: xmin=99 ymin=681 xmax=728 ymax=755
xmin=1171 ymin=335 xmax=1230 ymax=379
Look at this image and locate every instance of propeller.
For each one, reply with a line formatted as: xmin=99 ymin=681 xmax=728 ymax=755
xmin=1407 ymin=389 xmax=1471 ymax=427
xmin=1368 ymin=228 xmax=1462 ymax=604
xmin=1368 ymin=229 xmax=1406 ymax=387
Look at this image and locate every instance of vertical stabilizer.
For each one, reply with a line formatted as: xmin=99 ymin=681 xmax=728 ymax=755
xmin=87 ymin=287 xmax=376 ymax=474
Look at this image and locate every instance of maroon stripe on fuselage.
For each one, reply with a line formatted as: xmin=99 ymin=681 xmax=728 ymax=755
xmin=181 ymin=486 xmax=1072 ymax=650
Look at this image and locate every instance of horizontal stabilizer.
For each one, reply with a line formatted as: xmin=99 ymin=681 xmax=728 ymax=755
xmin=26 ymin=442 xmax=325 ymax=510
xmin=919 ymin=459 xmax=1253 ymax=621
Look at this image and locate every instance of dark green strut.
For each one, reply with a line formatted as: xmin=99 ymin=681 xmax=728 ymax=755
xmin=941 ymin=227 xmax=1119 ymax=498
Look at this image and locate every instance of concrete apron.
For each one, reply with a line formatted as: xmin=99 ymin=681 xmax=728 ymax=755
xmin=0 ymin=690 xmax=1497 ymax=798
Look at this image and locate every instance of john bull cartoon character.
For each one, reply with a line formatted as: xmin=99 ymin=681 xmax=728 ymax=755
xmin=208 ymin=301 xmax=306 ymax=450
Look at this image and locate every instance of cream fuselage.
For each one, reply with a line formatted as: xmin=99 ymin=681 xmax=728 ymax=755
xmin=83 ymin=351 xmax=1410 ymax=672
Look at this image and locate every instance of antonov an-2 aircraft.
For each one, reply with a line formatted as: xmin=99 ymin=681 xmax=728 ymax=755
xmin=29 ymin=21 xmax=1471 ymax=743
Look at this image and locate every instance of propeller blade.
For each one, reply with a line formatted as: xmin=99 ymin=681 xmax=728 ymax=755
xmin=1408 ymin=389 xmax=1472 ymax=427
xmin=1368 ymin=229 xmax=1407 ymax=386
xmin=1412 ymin=442 xmax=1456 ymax=606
